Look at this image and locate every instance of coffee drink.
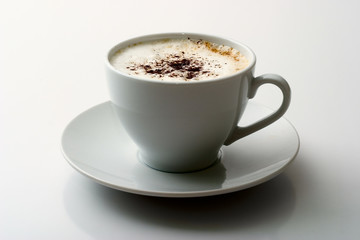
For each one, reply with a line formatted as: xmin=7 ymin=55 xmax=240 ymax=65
xmin=106 ymin=33 xmax=291 ymax=172
xmin=110 ymin=38 xmax=249 ymax=81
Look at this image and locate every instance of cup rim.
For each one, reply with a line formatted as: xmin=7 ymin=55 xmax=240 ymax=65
xmin=105 ymin=32 xmax=256 ymax=85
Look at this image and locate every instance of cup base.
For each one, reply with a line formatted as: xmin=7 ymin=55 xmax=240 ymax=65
xmin=137 ymin=149 xmax=223 ymax=173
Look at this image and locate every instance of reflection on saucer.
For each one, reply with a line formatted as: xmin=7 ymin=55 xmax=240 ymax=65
xmin=133 ymin=157 xmax=227 ymax=193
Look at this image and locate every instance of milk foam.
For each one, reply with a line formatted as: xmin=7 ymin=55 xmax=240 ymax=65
xmin=110 ymin=38 xmax=249 ymax=81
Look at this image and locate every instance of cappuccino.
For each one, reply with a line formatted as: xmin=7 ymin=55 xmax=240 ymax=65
xmin=110 ymin=38 xmax=249 ymax=81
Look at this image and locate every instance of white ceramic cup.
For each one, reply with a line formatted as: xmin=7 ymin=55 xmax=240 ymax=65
xmin=106 ymin=33 xmax=291 ymax=173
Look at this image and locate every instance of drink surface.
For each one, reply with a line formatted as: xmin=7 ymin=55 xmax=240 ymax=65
xmin=110 ymin=38 xmax=249 ymax=81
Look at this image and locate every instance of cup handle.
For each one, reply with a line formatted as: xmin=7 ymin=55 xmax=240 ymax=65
xmin=224 ymin=74 xmax=291 ymax=146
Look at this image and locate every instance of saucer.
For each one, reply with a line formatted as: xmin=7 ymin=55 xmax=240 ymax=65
xmin=61 ymin=101 xmax=300 ymax=197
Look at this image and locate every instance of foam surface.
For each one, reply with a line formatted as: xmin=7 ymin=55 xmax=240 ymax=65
xmin=110 ymin=38 xmax=249 ymax=81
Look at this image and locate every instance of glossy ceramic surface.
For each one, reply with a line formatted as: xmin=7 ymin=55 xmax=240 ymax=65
xmin=106 ymin=33 xmax=291 ymax=172
xmin=61 ymin=101 xmax=299 ymax=197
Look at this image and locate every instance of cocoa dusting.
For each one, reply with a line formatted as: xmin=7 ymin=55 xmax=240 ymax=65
xmin=168 ymin=59 xmax=191 ymax=70
xmin=127 ymin=53 xmax=219 ymax=80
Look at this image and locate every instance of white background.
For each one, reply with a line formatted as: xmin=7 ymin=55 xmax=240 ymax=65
xmin=1 ymin=0 xmax=359 ymax=239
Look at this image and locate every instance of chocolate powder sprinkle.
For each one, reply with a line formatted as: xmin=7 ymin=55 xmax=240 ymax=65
xmin=128 ymin=53 xmax=219 ymax=80
xmin=168 ymin=59 xmax=191 ymax=70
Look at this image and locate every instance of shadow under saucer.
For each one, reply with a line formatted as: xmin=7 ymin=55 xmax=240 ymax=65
xmin=63 ymin=171 xmax=296 ymax=235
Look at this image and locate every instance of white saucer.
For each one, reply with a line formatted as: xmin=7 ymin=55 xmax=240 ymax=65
xmin=61 ymin=101 xmax=300 ymax=198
